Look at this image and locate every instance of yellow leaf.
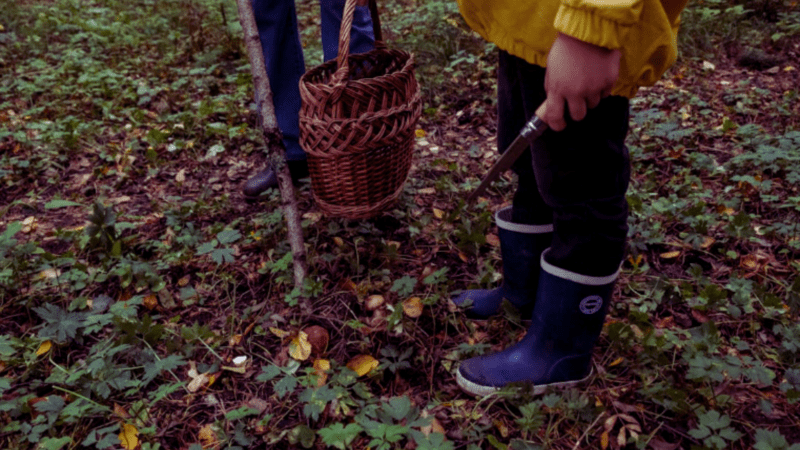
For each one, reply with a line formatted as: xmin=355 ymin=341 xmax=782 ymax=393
xmin=36 ymin=340 xmax=52 ymax=356
xmin=700 ymin=236 xmax=715 ymax=249
xmin=333 ymin=236 xmax=344 ymax=247
xmin=288 ymin=331 xmax=312 ymax=361
xmin=493 ymin=419 xmax=509 ymax=438
xmin=660 ymin=251 xmax=681 ymax=259
xmin=415 ymin=129 xmax=427 ymax=138
xmin=601 ymin=431 xmax=609 ymax=450
xmin=269 ymin=327 xmax=290 ymax=338
xmin=313 ymin=359 xmax=330 ymax=386
xmin=458 ymin=252 xmax=469 ymax=263
xmin=118 ymin=423 xmax=139 ymax=450
xmin=433 ymin=208 xmax=445 ymax=219
xmin=403 ymin=297 xmax=424 ymax=318
xmin=198 ymin=423 xmax=219 ymax=449
xmin=228 ymin=334 xmax=243 ymax=347
xmin=740 ymin=254 xmax=759 ymax=270
xmin=486 ymin=234 xmax=500 ymax=247
xmin=143 ymin=294 xmax=158 ymax=310
xmin=177 ymin=275 xmax=190 ymax=287
xmin=628 ymin=254 xmax=643 ymax=266
xmin=609 ymin=357 xmax=624 ymax=367
xmin=346 ymin=354 xmax=379 ymax=376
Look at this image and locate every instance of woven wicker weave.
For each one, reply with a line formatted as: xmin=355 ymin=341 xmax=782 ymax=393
xmin=299 ymin=0 xmax=421 ymax=219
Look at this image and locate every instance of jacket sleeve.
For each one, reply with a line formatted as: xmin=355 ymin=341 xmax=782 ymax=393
xmin=553 ymin=0 xmax=644 ymax=49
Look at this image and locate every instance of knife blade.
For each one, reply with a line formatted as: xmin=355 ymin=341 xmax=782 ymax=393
xmin=468 ymin=115 xmax=548 ymax=203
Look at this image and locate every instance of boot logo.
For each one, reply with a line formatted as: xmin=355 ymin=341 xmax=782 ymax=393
xmin=579 ymin=295 xmax=604 ymax=315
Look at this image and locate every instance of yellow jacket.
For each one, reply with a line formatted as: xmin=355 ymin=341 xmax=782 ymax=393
xmin=457 ymin=0 xmax=689 ymax=98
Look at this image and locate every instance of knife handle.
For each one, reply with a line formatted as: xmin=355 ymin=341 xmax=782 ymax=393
xmin=520 ymin=115 xmax=548 ymax=144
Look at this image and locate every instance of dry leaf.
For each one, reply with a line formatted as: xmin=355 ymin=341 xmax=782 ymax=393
xmin=187 ymin=373 xmax=210 ymax=393
xmin=175 ymin=169 xmax=186 ymax=183
xmin=269 ymin=327 xmax=290 ymax=338
xmin=609 ymin=357 xmax=624 ymax=367
xmin=486 ymin=233 xmax=500 ymax=247
xmin=347 ymin=354 xmax=379 ymax=376
xmin=493 ymin=419 xmax=509 ymax=438
xmin=403 ymin=297 xmax=423 ymax=318
xmin=740 ymin=254 xmax=759 ymax=270
xmin=21 ymin=216 xmax=37 ymax=234
xmin=177 ymin=275 xmax=190 ymax=287
xmin=433 ymin=208 xmax=445 ymax=219
xmin=246 ymin=398 xmax=269 ymax=414
xmin=458 ymin=252 xmax=469 ymax=263
xmin=415 ymin=129 xmax=427 ymax=138
xmin=333 ymin=236 xmax=344 ymax=247
xmin=660 ymin=251 xmax=681 ymax=259
xmin=700 ymin=237 xmax=715 ymax=249
xmin=366 ymin=295 xmax=385 ymax=311
xmin=118 ymin=423 xmax=139 ymax=450
xmin=288 ymin=331 xmax=312 ymax=361
xmin=313 ymin=359 xmax=330 ymax=386
xmin=143 ymin=294 xmax=158 ymax=310
xmin=228 ymin=334 xmax=243 ymax=347
xmin=302 ymin=211 xmax=323 ymax=224
xmin=198 ymin=423 xmax=219 ymax=450
xmin=114 ymin=403 xmax=131 ymax=419
xmin=36 ymin=340 xmax=52 ymax=356
xmin=601 ymin=430 xmax=610 ymax=450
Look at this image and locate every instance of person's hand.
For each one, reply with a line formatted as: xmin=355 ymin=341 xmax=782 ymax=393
xmin=535 ymin=33 xmax=621 ymax=131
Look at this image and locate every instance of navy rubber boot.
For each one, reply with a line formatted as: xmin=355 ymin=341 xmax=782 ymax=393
xmin=456 ymin=249 xmax=618 ymax=397
xmin=452 ymin=207 xmax=553 ymax=320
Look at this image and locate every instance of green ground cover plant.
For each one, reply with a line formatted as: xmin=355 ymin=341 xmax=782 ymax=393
xmin=1 ymin=0 xmax=799 ymax=448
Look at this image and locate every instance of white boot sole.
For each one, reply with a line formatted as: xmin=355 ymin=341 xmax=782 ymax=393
xmin=456 ymin=367 xmax=592 ymax=397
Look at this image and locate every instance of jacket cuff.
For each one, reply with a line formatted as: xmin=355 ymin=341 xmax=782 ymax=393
xmin=553 ymin=3 xmax=635 ymax=50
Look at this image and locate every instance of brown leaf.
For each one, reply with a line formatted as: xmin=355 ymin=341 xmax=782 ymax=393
xmin=486 ymin=233 xmax=500 ymax=247
xmin=198 ymin=423 xmax=219 ymax=450
xmin=114 ymin=403 xmax=131 ymax=419
xmin=313 ymin=359 xmax=330 ymax=386
xmin=143 ymin=294 xmax=158 ymax=310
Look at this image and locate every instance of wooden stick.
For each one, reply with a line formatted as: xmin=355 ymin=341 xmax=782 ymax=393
xmin=234 ymin=0 xmax=308 ymax=292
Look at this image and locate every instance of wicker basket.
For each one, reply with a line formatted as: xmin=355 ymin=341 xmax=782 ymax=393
xmin=298 ymin=0 xmax=421 ymax=219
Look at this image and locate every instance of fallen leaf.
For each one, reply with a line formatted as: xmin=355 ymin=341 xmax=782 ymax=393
xmin=601 ymin=431 xmax=610 ymax=450
xmin=187 ymin=373 xmax=210 ymax=393
xmin=313 ymin=359 xmax=330 ymax=386
xmin=175 ymin=169 xmax=186 ymax=183
xmin=609 ymin=357 xmax=624 ymax=367
xmin=177 ymin=275 xmax=190 ymax=287
xmin=333 ymin=236 xmax=344 ymax=247
xmin=415 ymin=129 xmax=427 ymax=138
xmin=302 ymin=212 xmax=322 ymax=224
xmin=700 ymin=237 xmax=715 ymax=249
xmin=198 ymin=423 xmax=219 ymax=450
xmin=403 ymin=297 xmax=423 ymax=318
xmin=660 ymin=251 xmax=681 ymax=259
xmin=143 ymin=294 xmax=158 ymax=310
xmin=114 ymin=403 xmax=131 ymax=419
xmin=36 ymin=340 xmax=52 ymax=356
xmin=288 ymin=331 xmax=312 ymax=361
xmin=486 ymin=233 xmax=500 ymax=247
xmin=246 ymin=398 xmax=269 ymax=414
xmin=269 ymin=327 xmax=290 ymax=338
xmin=740 ymin=254 xmax=759 ymax=270
xmin=118 ymin=423 xmax=139 ymax=450
xmin=21 ymin=216 xmax=37 ymax=234
xmin=366 ymin=295 xmax=385 ymax=311
xmin=347 ymin=354 xmax=379 ymax=376
xmin=228 ymin=334 xmax=243 ymax=346
xmin=493 ymin=419 xmax=509 ymax=438
xmin=433 ymin=208 xmax=445 ymax=219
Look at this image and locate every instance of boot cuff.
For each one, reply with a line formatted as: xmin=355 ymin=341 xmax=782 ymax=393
xmin=540 ymin=249 xmax=619 ymax=286
xmin=496 ymin=207 xmax=554 ymax=234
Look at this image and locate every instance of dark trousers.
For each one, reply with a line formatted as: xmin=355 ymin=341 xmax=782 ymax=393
xmin=497 ymin=50 xmax=631 ymax=277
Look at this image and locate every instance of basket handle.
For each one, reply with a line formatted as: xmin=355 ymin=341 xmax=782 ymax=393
xmin=332 ymin=0 xmax=383 ymax=85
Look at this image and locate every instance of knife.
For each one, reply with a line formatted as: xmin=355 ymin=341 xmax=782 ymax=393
xmin=468 ymin=115 xmax=548 ymax=203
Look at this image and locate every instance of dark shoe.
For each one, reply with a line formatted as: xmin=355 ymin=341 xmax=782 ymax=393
xmin=456 ymin=249 xmax=618 ymax=397
xmin=243 ymin=160 xmax=309 ymax=200
xmin=452 ymin=206 xmax=552 ymax=320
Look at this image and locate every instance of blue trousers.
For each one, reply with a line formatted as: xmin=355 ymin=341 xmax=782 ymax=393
xmin=498 ymin=50 xmax=631 ymax=277
xmin=252 ymin=0 xmax=375 ymax=161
